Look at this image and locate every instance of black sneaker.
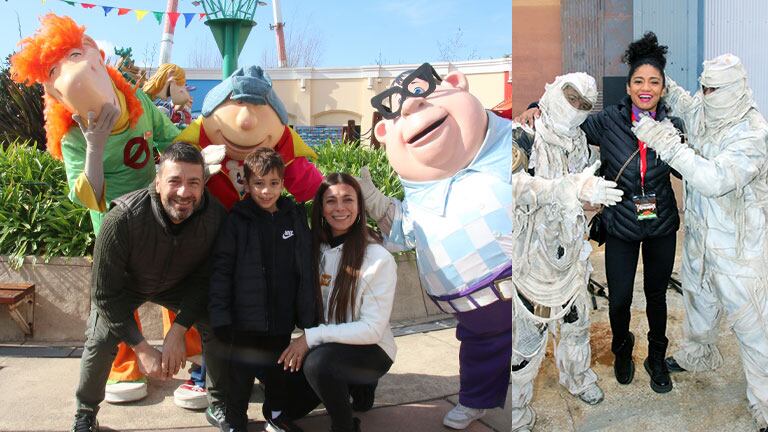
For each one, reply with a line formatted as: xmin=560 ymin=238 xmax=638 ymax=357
xmin=206 ymin=403 xmax=226 ymax=428
xmin=350 ymin=382 xmax=377 ymax=412
xmin=265 ymin=414 xmax=304 ymax=432
xmin=71 ymin=412 xmax=99 ymax=432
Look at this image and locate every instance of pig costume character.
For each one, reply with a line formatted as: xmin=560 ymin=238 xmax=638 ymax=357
xmin=360 ymin=63 xmax=622 ymax=429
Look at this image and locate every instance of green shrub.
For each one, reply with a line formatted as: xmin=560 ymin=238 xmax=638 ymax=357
xmin=0 ymin=140 xmax=94 ymax=268
xmin=0 ymin=56 xmax=46 ymax=149
xmin=314 ymin=140 xmax=403 ymax=200
xmin=305 ymin=140 xmax=404 ymax=234
xmin=0 ymin=139 xmax=402 ymax=268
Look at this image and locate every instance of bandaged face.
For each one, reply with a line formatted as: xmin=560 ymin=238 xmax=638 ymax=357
xmin=42 ymin=36 xmax=117 ymax=121
xmin=698 ymin=54 xmax=751 ymax=124
xmin=539 ymin=73 xmax=597 ymax=136
xmin=372 ymin=69 xmax=488 ymax=182
xmin=201 ymin=99 xmax=285 ymax=161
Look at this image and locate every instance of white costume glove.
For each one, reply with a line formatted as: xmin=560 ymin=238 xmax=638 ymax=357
xmin=201 ymin=144 xmax=226 ymax=177
xmin=569 ymin=161 xmax=623 ymax=206
xmin=73 ymin=103 xmax=120 ymax=204
xmin=356 ymin=167 xmax=395 ymax=234
xmin=632 ymin=116 xmax=685 ymax=161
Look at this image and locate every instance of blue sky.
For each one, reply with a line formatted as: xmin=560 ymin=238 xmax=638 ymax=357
xmin=0 ymin=0 xmax=511 ymax=69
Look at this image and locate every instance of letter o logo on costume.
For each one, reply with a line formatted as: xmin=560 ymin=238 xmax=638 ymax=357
xmin=124 ymin=137 xmax=151 ymax=169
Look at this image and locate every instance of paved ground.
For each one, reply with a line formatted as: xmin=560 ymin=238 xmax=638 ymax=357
xmin=0 ymin=244 xmax=759 ymax=431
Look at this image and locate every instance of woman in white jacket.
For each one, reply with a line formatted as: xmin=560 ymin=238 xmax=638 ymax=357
xmin=278 ymin=172 xmax=397 ymax=432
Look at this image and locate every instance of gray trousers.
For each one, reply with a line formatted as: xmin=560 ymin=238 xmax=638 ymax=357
xmin=74 ymin=287 xmax=227 ymax=414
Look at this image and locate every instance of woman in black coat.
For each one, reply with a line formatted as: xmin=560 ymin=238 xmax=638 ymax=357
xmin=517 ymin=32 xmax=682 ymax=394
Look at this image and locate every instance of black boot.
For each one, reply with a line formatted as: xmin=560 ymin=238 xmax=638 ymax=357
xmin=350 ymin=381 xmax=377 ymax=412
xmin=644 ymin=337 xmax=672 ymax=393
xmin=665 ymin=356 xmax=687 ymax=373
xmin=613 ymin=332 xmax=635 ymax=384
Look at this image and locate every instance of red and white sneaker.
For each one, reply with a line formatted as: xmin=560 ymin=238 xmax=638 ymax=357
xmin=173 ymin=380 xmax=208 ymax=410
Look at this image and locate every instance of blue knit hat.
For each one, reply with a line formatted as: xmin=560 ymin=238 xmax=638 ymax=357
xmin=201 ymin=65 xmax=289 ymax=124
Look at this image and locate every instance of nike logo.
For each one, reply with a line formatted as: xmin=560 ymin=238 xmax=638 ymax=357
xmin=282 ymin=230 xmax=294 ymax=240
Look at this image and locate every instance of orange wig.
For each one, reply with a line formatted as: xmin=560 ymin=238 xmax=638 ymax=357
xmin=10 ymin=14 xmax=143 ymax=159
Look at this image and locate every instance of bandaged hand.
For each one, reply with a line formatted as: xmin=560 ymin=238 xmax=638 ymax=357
xmin=632 ymin=116 xmax=684 ymax=161
xmin=201 ymin=144 xmax=226 ymax=177
xmin=570 ymin=161 xmax=623 ymax=207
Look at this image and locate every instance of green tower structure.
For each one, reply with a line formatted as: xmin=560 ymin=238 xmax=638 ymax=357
xmin=200 ymin=0 xmax=261 ymax=78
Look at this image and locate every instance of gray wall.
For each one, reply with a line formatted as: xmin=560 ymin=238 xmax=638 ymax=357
xmin=633 ymin=0 xmax=705 ymax=93
xmin=704 ymin=0 xmax=768 ymax=111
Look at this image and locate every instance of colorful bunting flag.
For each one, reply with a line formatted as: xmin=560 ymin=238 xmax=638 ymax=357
xmin=48 ymin=0 xmax=209 ymax=29
xmin=167 ymin=12 xmax=181 ymax=29
xmin=182 ymin=13 xmax=195 ymax=28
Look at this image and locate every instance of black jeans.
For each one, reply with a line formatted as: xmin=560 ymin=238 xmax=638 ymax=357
xmin=605 ymin=232 xmax=677 ymax=352
xmin=224 ymin=333 xmax=291 ymax=429
xmin=281 ymin=343 xmax=392 ymax=432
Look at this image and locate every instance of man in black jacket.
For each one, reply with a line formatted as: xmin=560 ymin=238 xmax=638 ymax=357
xmin=71 ymin=143 xmax=228 ymax=432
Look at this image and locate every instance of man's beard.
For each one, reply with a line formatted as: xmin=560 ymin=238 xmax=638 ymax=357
xmin=163 ymin=196 xmax=199 ymax=223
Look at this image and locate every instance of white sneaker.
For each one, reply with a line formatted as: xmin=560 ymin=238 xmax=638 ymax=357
xmin=577 ymin=383 xmax=604 ymax=405
xmin=104 ymin=380 xmax=148 ymax=403
xmin=173 ymin=380 xmax=208 ymax=410
xmin=443 ymin=403 xmax=486 ymax=429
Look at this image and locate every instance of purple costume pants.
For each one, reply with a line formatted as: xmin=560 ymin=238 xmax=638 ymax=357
xmin=455 ymin=299 xmax=512 ymax=409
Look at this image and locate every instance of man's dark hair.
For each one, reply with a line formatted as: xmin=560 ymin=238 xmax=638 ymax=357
xmin=158 ymin=142 xmax=205 ymax=174
xmin=243 ymin=147 xmax=285 ymax=181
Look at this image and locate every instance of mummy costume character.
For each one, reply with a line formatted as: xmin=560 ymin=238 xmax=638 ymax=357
xmin=510 ymin=73 xmax=604 ymax=432
xmin=633 ymin=54 xmax=768 ymax=431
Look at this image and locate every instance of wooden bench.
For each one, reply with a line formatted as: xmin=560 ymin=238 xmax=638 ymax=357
xmin=0 ymin=283 xmax=35 ymax=337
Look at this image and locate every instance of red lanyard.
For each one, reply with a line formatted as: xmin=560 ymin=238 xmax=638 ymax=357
xmin=631 ymin=111 xmax=648 ymax=189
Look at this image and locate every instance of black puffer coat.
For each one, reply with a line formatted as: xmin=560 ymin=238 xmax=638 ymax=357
xmin=581 ymin=96 xmax=684 ymax=241
xmin=208 ymin=196 xmax=317 ymax=334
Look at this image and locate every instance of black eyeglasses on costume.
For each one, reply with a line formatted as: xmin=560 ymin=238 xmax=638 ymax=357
xmin=370 ymin=63 xmax=442 ymax=120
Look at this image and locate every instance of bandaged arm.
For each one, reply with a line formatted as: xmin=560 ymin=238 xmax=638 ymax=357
xmin=638 ymin=117 xmax=767 ymax=197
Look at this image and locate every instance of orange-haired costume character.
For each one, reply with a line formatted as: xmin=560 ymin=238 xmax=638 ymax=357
xmin=10 ymin=14 xmax=204 ymax=405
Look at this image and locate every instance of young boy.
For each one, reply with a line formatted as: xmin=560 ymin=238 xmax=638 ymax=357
xmin=209 ymin=147 xmax=317 ymax=432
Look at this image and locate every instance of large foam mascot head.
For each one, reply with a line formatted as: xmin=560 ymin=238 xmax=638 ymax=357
xmin=10 ymin=13 xmax=143 ymax=159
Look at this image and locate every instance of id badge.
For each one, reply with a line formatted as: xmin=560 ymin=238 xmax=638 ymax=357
xmin=633 ymin=193 xmax=657 ymax=220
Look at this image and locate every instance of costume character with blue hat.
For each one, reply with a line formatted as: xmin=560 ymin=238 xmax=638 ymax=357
xmin=176 ymin=66 xmax=322 ymax=209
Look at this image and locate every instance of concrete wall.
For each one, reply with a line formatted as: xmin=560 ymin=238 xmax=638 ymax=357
xmin=0 ymin=253 xmax=447 ymax=343
xmin=512 ymin=0 xmax=563 ymax=115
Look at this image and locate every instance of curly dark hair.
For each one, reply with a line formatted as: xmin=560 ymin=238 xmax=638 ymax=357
xmin=622 ymin=31 xmax=669 ymax=84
